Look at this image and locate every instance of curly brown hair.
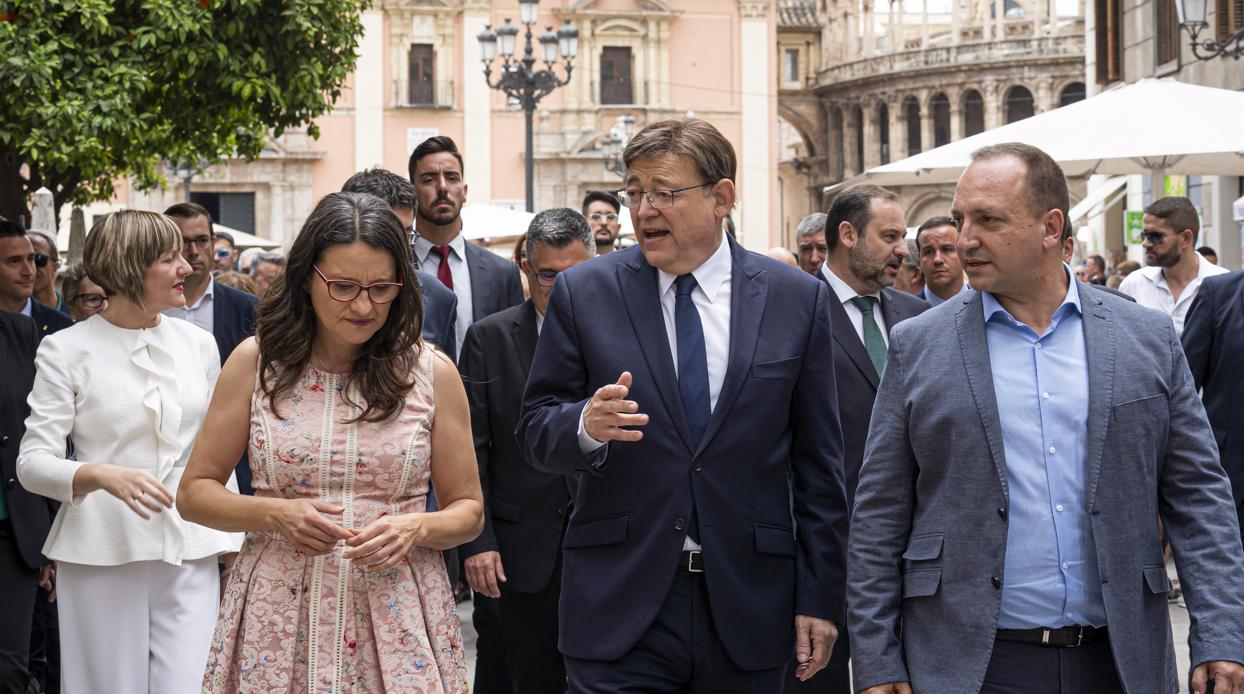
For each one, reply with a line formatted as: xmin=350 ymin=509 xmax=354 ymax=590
xmin=255 ymin=192 xmax=424 ymax=423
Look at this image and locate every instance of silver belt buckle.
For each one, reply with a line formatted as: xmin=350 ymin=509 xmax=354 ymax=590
xmin=1040 ymin=628 xmax=1051 ymax=646
xmin=686 ymin=550 xmax=703 ymax=573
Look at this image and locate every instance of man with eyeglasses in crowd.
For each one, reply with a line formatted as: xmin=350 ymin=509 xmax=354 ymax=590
xmin=162 ymin=203 xmax=261 ymax=495
xmin=213 ymin=230 xmax=239 ymax=274
xmin=26 ymin=231 xmax=66 ymax=315
xmin=1119 ymin=196 xmax=1226 ymax=336
xmin=0 ymin=219 xmax=72 ymax=336
xmin=582 ymin=190 xmax=623 ymax=255
xmin=459 ymin=208 xmax=594 ymax=694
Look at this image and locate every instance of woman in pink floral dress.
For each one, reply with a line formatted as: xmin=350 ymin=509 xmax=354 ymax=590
xmin=177 ymin=192 xmax=484 ymax=693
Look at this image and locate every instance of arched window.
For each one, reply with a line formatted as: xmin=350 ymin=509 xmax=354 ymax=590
xmin=877 ymin=101 xmax=890 ymax=165
xmin=853 ymin=104 xmax=865 ymax=173
xmin=1059 ymin=82 xmax=1086 ymax=107
xmin=1005 ymin=85 xmax=1035 ymax=123
xmin=962 ymin=89 xmax=985 ymax=137
xmin=903 ymin=96 xmax=921 ymax=156
xmin=930 ymin=92 xmax=950 ymax=147
xmin=830 ymin=107 xmax=845 ymax=181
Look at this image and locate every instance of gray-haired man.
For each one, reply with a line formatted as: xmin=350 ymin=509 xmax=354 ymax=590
xmin=459 ymin=208 xmax=594 ymax=694
xmin=796 ymin=212 xmax=828 ymax=276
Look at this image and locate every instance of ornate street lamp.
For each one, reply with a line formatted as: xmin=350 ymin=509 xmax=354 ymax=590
xmin=1177 ymin=0 xmax=1243 ymax=60
xmin=600 ymin=114 xmax=635 ymax=179
xmin=478 ymin=2 xmax=578 ymax=212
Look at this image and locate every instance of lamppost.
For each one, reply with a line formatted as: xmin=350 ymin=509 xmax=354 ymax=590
xmin=477 ymin=0 xmax=579 ymax=212
xmin=1176 ymin=0 xmax=1243 ymax=59
xmin=600 ymin=114 xmax=635 ymax=179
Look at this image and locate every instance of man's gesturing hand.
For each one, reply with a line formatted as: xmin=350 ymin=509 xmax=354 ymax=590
xmin=583 ymin=372 xmax=648 ymax=443
xmin=793 ymin=615 xmax=838 ymax=681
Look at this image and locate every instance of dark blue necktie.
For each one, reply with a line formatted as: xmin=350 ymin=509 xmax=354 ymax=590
xmin=675 ymin=274 xmax=708 ymax=543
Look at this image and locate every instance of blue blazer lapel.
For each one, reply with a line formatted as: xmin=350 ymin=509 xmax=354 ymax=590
xmin=698 ymin=239 xmax=766 ymax=453
xmin=1079 ymin=283 xmax=1115 ymax=511
xmin=954 ymin=292 xmax=1010 ymax=500
xmin=616 ymin=258 xmax=695 ymax=453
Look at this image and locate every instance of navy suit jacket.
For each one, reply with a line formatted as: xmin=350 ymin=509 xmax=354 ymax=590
xmin=517 ymin=239 xmax=848 ymax=670
xmin=211 ymin=281 xmax=259 ymax=363
xmin=464 ymin=240 xmax=524 ymax=321
xmin=1183 ymin=270 xmax=1244 ymax=534
xmin=30 ymin=301 xmax=72 ymax=336
xmin=817 ymin=271 xmax=928 ymax=509
xmin=417 ymin=270 xmax=458 ymax=360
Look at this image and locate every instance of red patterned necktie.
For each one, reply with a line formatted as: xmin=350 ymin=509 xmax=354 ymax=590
xmin=433 ymin=245 xmax=453 ymax=290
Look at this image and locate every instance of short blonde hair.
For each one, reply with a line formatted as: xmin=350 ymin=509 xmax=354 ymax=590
xmin=84 ymin=210 xmax=181 ymax=310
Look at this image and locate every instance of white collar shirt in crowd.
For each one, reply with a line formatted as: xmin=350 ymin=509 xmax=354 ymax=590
xmin=822 ymin=262 xmax=889 ymax=347
xmin=1118 ymin=253 xmax=1227 ymax=336
xmin=414 ymin=231 xmax=472 ymax=355
xmin=164 ymin=277 xmax=215 ymax=334
xmin=20 ymin=297 xmax=32 ymax=316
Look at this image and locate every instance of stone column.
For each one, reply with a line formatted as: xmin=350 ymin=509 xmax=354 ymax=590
xmin=994 ymin=0 xmax=1004 ymax=40
xmin=463 ymin=0 xmax=493 ymax=202
xmin=980 ymin=0 xmax=992 ymax=41
xmin=844 ymin=104 xmax=861 ymax=177
xmin=951 ymin=0 xmax=962 ymax=44
xmin=983 ymin=80 xmax=1002 ymax=130
xmin=738 ymin=0 xmax=773 ymax=248
xmin=862 ymin=104 xmax=879 ymax=171
xmin=920 ymin=93 xmax=935 ymax=152
xmin=353 ymin=8 xmax=385 ymax=172
xmin=922 ymin=0 xmax=931 ymax=47
xmin=1033 ymin=0 xmax=1046 ymax=34
xmin=949 ymin=95 xmax=963 ymax=140
xmin=888 ymin=96 xmax=904 ymax=162
xmin=1036 ymin=78 xmax=1054 ymax=113
xmin=863 ymin=0 xmax=876 ymax=56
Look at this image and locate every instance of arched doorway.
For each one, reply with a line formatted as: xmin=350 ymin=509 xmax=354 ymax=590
xmin=877 ymin=101 xmax=890 ymax=165
xmin=903 ymin=96 xmax=921 ymax=156
xmin=930 ymin=92 xmax=951 ymax=147
xmin=1059 ymin=82 xmax=1086 ymax=107
xmin=1005 ymin=85 xmax=1035 ymax=123
xmin=962 ymin=89 xmax=985 ymax=137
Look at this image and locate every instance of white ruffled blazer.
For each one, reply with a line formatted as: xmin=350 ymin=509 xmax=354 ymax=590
xmin=18 ymin=313 xmax=242 ymax=566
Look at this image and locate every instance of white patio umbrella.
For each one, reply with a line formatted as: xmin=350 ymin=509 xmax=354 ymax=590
xmin=460 ymin=204 xmax=536 ymax=241
xmin=214 ymin=223 xmax=281 ymax=249
xmin=835 ymin=78 xmax=1244 ymax=190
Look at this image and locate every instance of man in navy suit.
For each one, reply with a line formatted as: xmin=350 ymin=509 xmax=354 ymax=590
xmin=407 ymin=135 xmax=521 ymax=694
xmin=1183 ymin=269 xmax=1244 ymax=542
xmin=517 ymin=119 xmax=848 ymax=692
xmin=0 ymin=220 xmax=72 ymax=336
xmin=163 ymin=203 xmax=260 ymax=494
xmin=340 ymin=167 xmax=458 ymax=360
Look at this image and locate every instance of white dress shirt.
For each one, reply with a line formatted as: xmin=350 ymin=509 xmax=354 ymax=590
xmin=164 ymin=277 xmax=215 ymax=334
xmin=18 ymin=314 xmax=242 ymax=566
xmin=822 ymin=262 xmax=888 ymax=347
xmin=20 ymin=297 xmax=32 ymax=316
xmin=536 ymin=308 xmax=544 ymax=335
xmin=414 ymin=232 xmax=473 ymax=355
xmin=1118 ymin=253 xmax=1227 ymax=336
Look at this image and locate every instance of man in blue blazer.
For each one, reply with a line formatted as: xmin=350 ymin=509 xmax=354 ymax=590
xmin=1183 ymin=270 xmax=1244 ymax=543
xmin=517 ymin=119 xmax=848 ymax=692
xmin=848 ymin=143 xmax=1244 ymax=694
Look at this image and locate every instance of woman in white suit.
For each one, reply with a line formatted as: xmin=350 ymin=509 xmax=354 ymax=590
xmin=17 ymin=210 xmax=241 ymax=694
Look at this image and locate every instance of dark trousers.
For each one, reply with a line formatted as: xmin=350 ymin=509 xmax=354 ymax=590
xmin=499 ymin=564 xmax=565 ymax=694
xmin=0 ymin=523 xmax=38 ymax=694
xmin=472 ymin=592 xmax=516 ymax=694
xmin=27 ymin=590 xmax=57 ymax=694
xmin=565 ymin=569 xmax=786 ymax=694
xmin=782 ymin=623 xmax=850 ymax=693
xmin=981 ymin=636 xmax=1125 ymax=694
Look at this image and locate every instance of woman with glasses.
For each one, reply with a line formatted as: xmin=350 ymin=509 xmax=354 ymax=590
xmin=17 ymin=210 xmax=242 ymax=693
xmin=59 ymin=262 xmax=108 ymax=321
xmin=178 ymin=192 xmax=483 ymax=693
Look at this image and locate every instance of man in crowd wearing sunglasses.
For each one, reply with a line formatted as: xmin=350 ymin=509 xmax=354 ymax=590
xmin=1118 ymin=196 xmax=1226 ymax=336
xmin=582 ymin=190 xmax=622 ymax=255
xmin=213 ymin=230 xmax=239 ymax=274
xmin=0 ymin=219 xmax=71 ymax=336
xmin=26 ymin=231 xmax=66 ymax=315
xmin=459 ymin=208 xmax=593 ymax=694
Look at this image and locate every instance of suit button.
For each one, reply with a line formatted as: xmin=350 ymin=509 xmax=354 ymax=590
xmin=991 ymin=576 xmax=1002 ymax=589
xmin=6 ymin=478 xmax=14 ymax=489
xmin=693 ymin=459 xmax=703 ymax=472
xmin=997 ymin=508 xmax=1007 ymax=520
xmin=674 ymin=518 xmax=686 ymax=531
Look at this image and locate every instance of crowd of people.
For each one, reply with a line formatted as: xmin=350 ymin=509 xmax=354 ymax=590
xmin=0 ymin=117 xmax=1241 ymax=694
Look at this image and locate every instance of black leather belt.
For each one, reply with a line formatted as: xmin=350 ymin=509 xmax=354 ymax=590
xmin=679 ymin=550 xmax=704 ymax=573
xmin=996 ymin=625 xmax=1106 ymax=648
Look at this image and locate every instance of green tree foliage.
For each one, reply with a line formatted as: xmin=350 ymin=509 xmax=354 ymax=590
xmin=0 ymin=0 xmax=369 ymax=220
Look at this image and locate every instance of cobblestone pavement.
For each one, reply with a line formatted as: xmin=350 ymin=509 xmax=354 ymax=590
xmin=459 ymin=599 xmax=1195 ymax=692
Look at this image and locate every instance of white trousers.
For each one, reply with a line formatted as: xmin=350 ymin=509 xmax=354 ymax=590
xmin=56 ymin=557 xmax=219 ymax=694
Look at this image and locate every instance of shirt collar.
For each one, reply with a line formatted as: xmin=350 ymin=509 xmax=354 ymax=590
xmin=982 ymin=263 xmax=1082 ymax=327
xmin=186 ymin=277 xmax=215 ymax=311
xmin=413 ymin=230 xmax=467 ymax=263
xmin=821 ymin=262 xmax=881 ymax=305
xmin=21 ymin=297 xmax=32 ymax=316
xmin=657 ymin=233 xmax=732 ymax=303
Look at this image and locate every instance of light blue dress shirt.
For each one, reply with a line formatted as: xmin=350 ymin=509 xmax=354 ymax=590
xmin=983 ymin=270 xmax=1106 ymax=629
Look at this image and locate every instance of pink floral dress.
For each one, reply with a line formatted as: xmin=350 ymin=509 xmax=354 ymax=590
xmin=204 ymin=349 xmax=468 ymax=693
